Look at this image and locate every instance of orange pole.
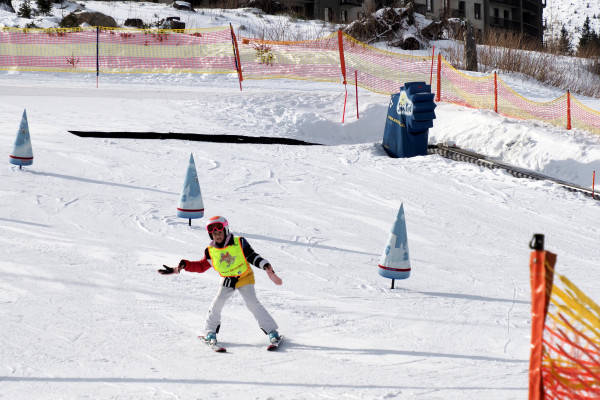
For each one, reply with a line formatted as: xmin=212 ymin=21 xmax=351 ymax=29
xmin=338 ymin=29 xmax=347 ymax=123
xmin=355 ymin=70 xmax=359 ymax=119
xmin=494 ymin=72 xmax=498 ymax=113
xmin=529 ymin=237 xmax=557 ymax=400
xmin=436 ymin=54 xmax=441 ymax=102
xmin=342 ymin=86 xmax=347 ymax=123
xmin=429 ymin=46 xmax=435 ymax=85
xmin=567 ymin=91 xmax=572 ymax=130
xmin=338 ymin=29 xmax=347 ymax=85
xmin=230 ymin=24 xmax=243 ymax=91
xmin=529 ymin=249 xmax=546 ymax=400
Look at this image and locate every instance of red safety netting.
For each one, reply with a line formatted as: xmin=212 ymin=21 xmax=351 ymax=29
xmin=237 ymin=33 xmax=341 ymax=83
xmin=496 ymin=79 xmax=567 ymax=127
xmin=341 ymin=33 xmax=433 ymax=95
xmin=0 ymin=26 xmax=237 ymax=74
xmin=1 ymin=26 xmax=599 ymax=136
xmin=437 ymin=55 xmax=600 ymax=135
xmin=237 ymin=32 xmax=434 ymax=94
xmin=1 ymin=28 xmax=96 ymax=72
xmin=438 ymin=56 xmax=495 ymax=110
xmin=541 ymin=275 xmax=600 ymax=399
xmin=571 ymin=97 xmax=600 ymax=135
xmin=529 ymin=250 xmax=600 ymax=400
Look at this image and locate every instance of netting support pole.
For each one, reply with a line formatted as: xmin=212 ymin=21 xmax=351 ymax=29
xmin=96 ymin=27 xmax=99 ymax=88
xmin=338 ymin=29 xmax=347 ymax=123
xmin=429 ymin=46 xmax=435 ymax=86
xmin=567 ymin=90 xmax=571 ymax=130
xmin=593 ymin=171 xmax=596 ymax=198
xmin=436 ymin=54 xmax=441 ymax=102
xmin=355 ymin=70 xmax=359 ymax=119
xmin=494 ymin=72 xmax=498 ymax=113
xmin=338 ymin=29 xmax=347 ymax=85
xmin=528 ymin=234 xmax=556 ymax=400
xmin=230 ymin=24 xmax=243 ymax=91
xmin=342 ymin=86 xmax=347 ymax=123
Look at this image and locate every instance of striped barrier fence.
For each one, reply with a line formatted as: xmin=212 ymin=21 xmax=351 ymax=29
xmin=1 ymin=26 xmax=598 ymax=135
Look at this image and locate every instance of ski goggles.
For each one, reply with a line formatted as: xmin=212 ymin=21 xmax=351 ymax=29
xmin=206 ymin=222 xmax=226 ymax=233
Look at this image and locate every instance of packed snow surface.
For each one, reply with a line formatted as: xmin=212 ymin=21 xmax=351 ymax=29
xmin=1 ymin=2 xmax=600 ymax=400
xmin=2 ymin=67 xmax=599 ymax=400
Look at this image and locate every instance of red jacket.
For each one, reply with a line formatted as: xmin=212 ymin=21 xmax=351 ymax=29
xmin=184 ymin=257 xmax=212 ymax=273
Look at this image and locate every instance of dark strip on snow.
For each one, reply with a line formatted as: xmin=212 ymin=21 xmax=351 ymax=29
xmin=428 ymin=143 xmax=600 ymax=201
xmin=69 ymin=131 xmax=322 ymax=146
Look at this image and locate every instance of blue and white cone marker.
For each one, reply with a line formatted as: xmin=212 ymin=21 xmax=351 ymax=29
xmin=177 ymin=153 xmax=204 ymax=226
xmin=9 ymin=110 xmax=33 ymax=169
xmin=378 ymin=203 xmax=411 ymax=289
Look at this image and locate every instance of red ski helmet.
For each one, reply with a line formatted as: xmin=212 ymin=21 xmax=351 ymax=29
xmin=206 ymin=216 xmax=229 ymax=239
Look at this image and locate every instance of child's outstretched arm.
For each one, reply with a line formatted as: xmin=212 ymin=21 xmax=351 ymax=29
xmin=265 ymin=264 xmax=283 ymax=285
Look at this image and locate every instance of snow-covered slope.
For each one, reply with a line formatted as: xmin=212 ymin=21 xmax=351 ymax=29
xmin=1 ymin=69 xmax=599 ymax=400
xmin=0 ymin=0 xmax=338 ymax=40
xmin=1 ymin=2 xmax=600 ymax=400
xmin=545 ymin=0 xmax=600 ymax=44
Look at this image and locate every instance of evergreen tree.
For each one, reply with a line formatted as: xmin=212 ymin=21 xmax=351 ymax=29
xmin=578 ymin=16 xmax=594 ymax=52
xmin=35 ymin=0 xmax=52 ymax=15
xmin=17 ymin=0 xmax=32 ymax=19
xmin=592 ymin=30 xmax=600 ymax=56
xmin=558 ymin=25 xmax=572 ymax=55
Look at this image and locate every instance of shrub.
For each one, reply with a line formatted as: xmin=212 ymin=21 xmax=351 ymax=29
xmin=59 ymin=12 xmax=79 ymax=28
xmin=344 ymin=6 xmax=417 ymax=45
xmin=590 ymin=58 xmax=600 ymax=76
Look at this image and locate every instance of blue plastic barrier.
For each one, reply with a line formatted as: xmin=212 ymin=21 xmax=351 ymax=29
xmin=382 ymin=82 xmax=436 ymax=158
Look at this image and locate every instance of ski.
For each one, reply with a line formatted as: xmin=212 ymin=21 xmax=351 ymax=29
xmin=198 ymin=336 xmax=226 ymax=353
xmin=267 ymin=335 xmax=284 ymax=351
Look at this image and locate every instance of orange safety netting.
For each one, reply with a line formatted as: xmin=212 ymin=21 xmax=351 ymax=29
xmin=541 ymin=275 xmax=600 ymax=399
xmin=237 ymin=32 xmax=434 ymax=94
xmin=437 ymin=56 xmax=600 ymax=134
xmin=438 ymin=56 xmax=495 ymax=110
xmin=339 ymin=32 xmax=434 ymax=94
xmin=496 ymin=81 xmax=567 ymax=127
xmin=529 ymin=250 xmax=600 ymax=400
xmin=1 ymin=26 xmax=599 ymax=136
xmin=238 ymin=33 xmax=341 ymax=83
xmin=0 ymin=26 xmax=237 ymax=74
xmin=571 ymin=96 xmax=600 ymax=135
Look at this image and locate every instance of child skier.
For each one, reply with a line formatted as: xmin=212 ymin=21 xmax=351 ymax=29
xmin=158 ymin=215 xmax=283 ymax=346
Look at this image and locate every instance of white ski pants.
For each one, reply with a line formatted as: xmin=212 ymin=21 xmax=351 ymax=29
xmin=204 ymin=284 xmax=278 ymax=334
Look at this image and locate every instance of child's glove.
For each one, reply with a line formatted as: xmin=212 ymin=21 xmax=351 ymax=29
xmin=265 ymin=265 xmax=283 ymax=285
xmin=158 ymin=265 xmax=178 ymax=275
xmin=157 ymin=260 xmax=186 ymax=275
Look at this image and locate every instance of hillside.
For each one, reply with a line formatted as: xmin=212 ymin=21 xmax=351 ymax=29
xmin=545 ymin=0 xmax=600 ymax=44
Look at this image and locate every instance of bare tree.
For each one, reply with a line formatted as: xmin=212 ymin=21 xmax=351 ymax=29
xmin=464 ymin=21 xmax=478 ymax=71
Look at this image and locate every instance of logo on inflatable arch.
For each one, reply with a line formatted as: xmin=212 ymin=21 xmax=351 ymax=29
xmin=396 ymin=91 xmax=414 ymax=116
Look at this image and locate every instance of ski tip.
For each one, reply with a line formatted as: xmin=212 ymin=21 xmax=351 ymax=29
xmin=199 ymin=335 xmax=226 ymax=352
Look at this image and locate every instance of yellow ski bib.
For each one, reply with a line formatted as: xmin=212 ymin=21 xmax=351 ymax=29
xmin=207 ymin=237 xmax=250 ymax=277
